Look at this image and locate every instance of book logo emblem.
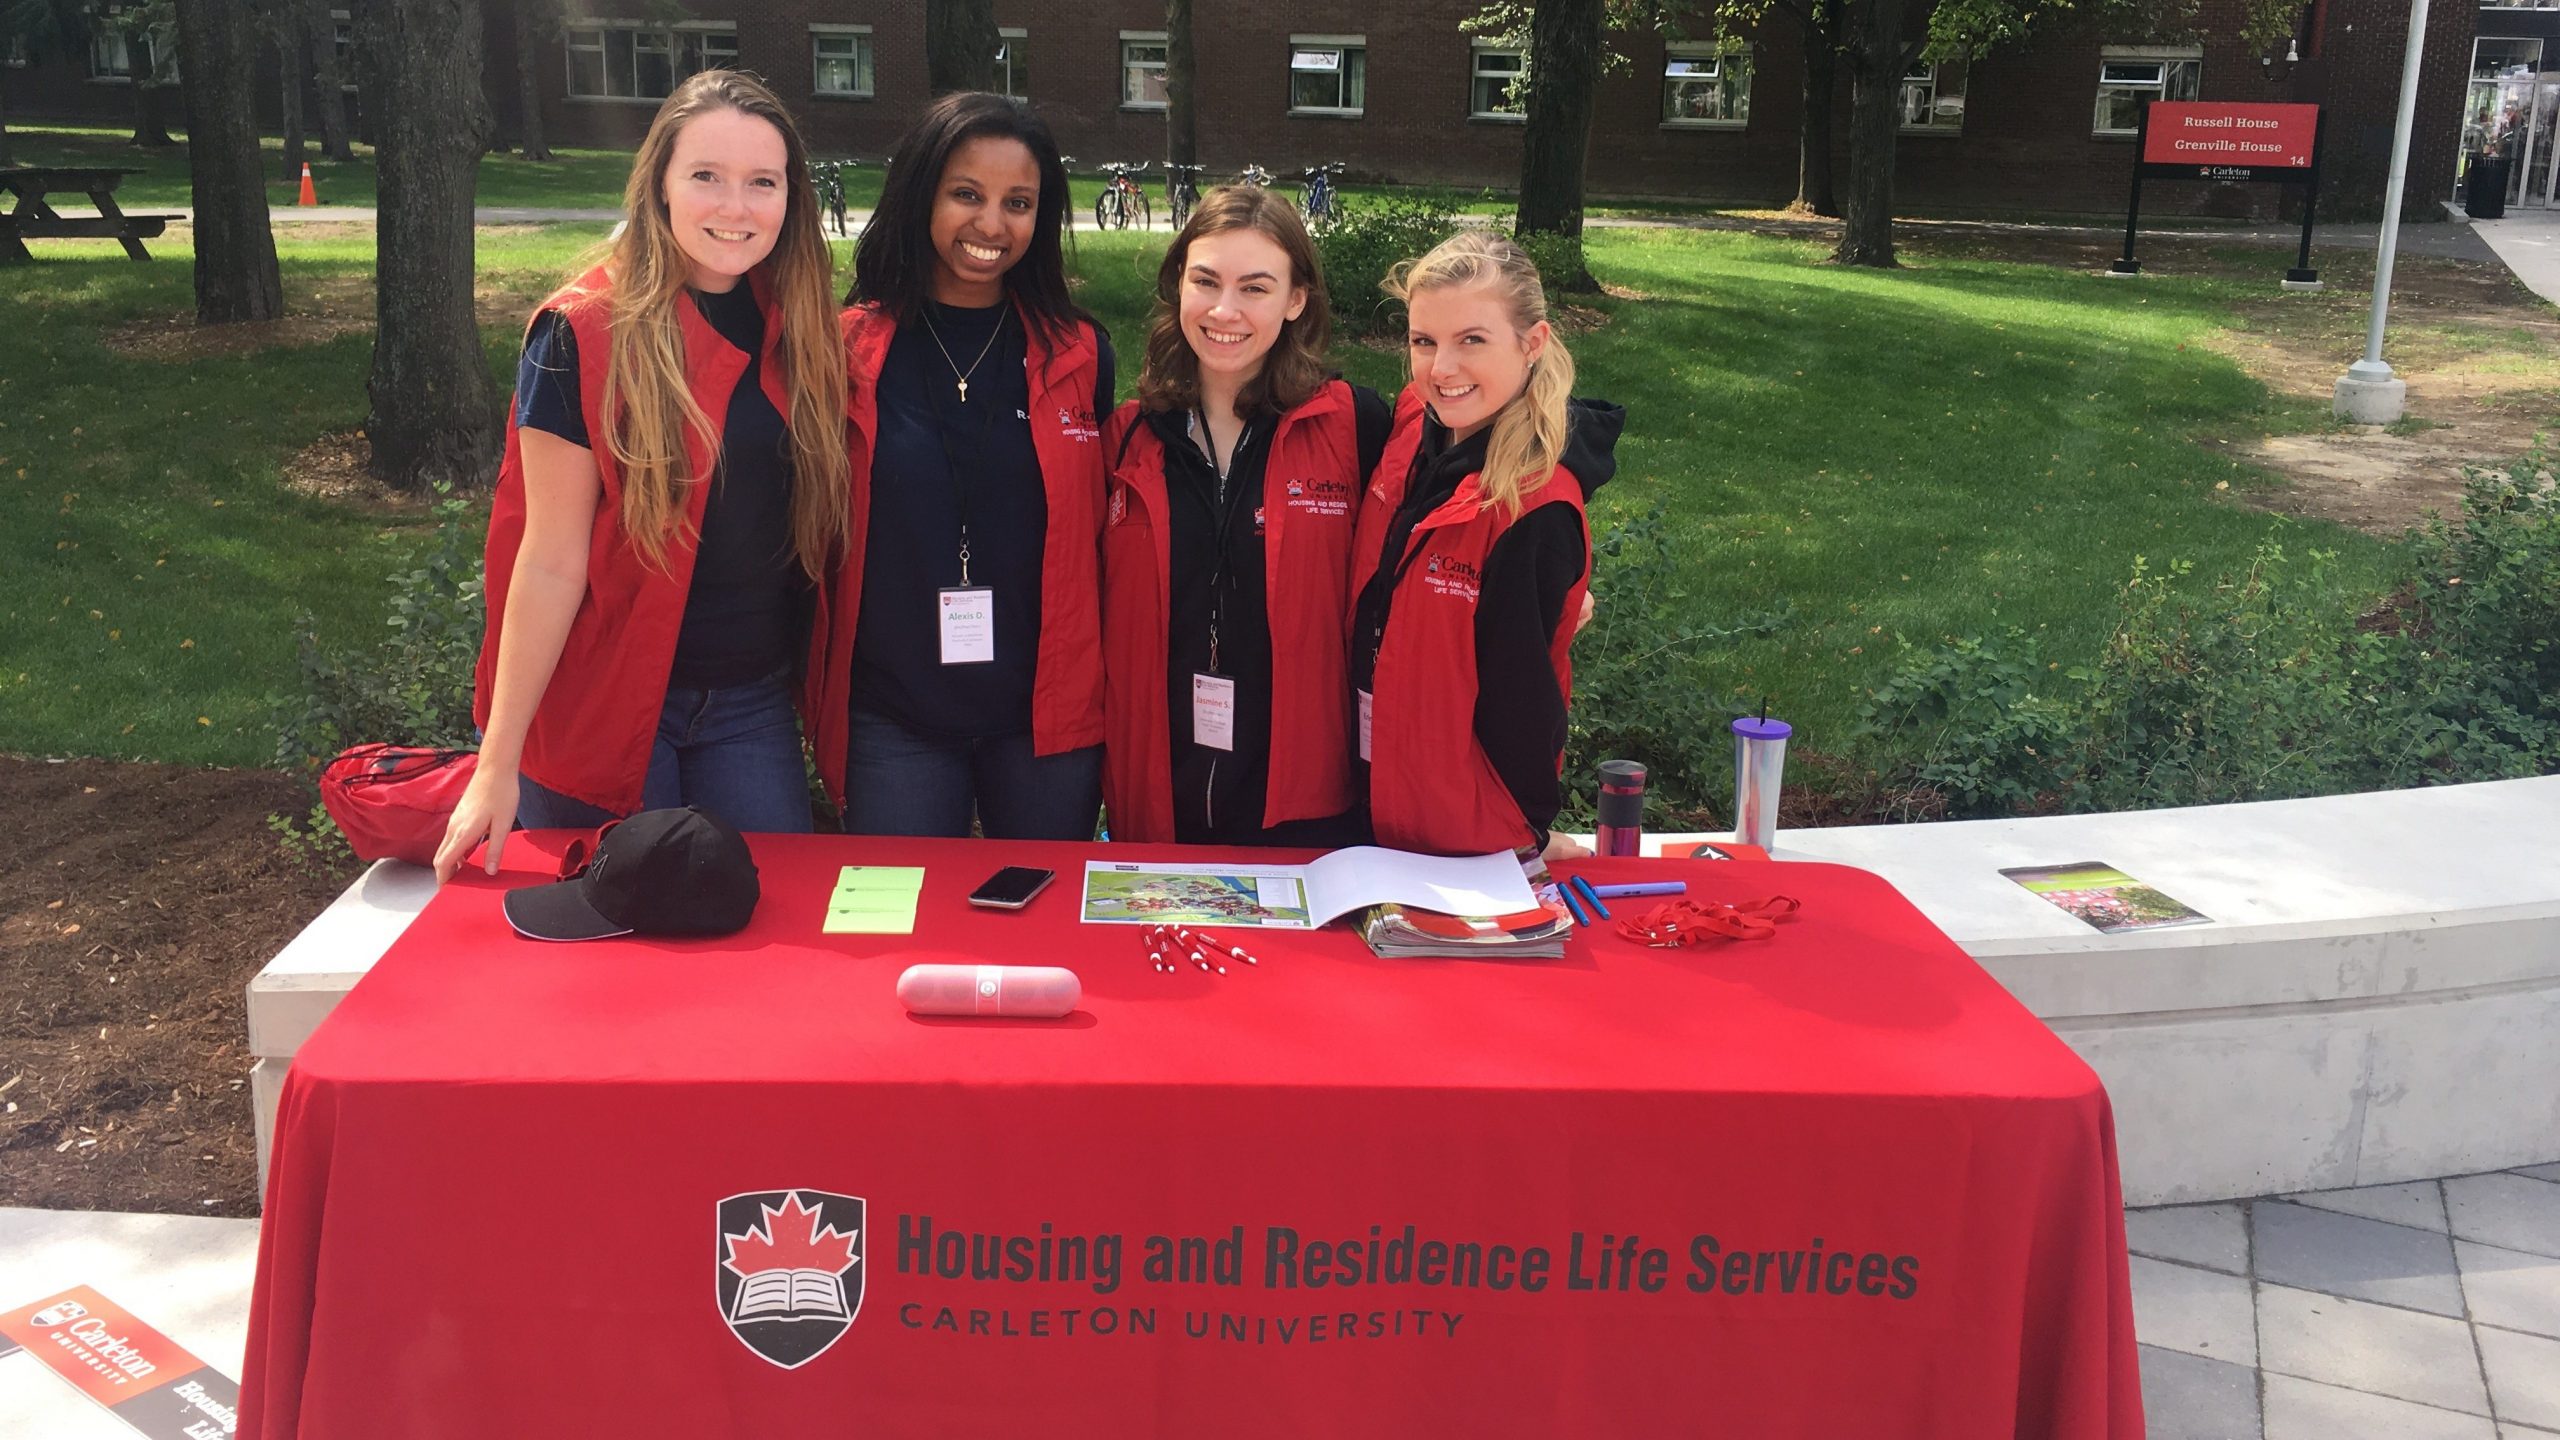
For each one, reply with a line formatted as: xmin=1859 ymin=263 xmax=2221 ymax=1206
xmin=716 ymin=1190 xmax=865 ymax=1369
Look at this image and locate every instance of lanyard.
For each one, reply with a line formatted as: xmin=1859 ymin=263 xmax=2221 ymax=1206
xmin=1189 ymin=408 xmax=1254 ymax=672
xmin=928 ymin=315 xmax=1009 ymax=586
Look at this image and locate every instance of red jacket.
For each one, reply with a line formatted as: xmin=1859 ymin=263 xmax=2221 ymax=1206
xmin=1099 ymin=381 xmax=1363 ymax=842
xmin=1351 ymin=387 xmax=1592 ymax=856
xmin=473 ymin=265 xmax=796 ymax=815
xmin=806 ymin=304 xmax=1109 ymax=808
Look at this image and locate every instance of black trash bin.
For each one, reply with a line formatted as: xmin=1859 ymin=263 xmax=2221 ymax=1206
xmin=2470 ymin=153 xmax=2511 ymax=219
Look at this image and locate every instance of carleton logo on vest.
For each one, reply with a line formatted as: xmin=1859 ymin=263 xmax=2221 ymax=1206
xmin=1056 ymin=405 xmax=1101 ymax=443
xmin=1283 ymin=475 xmax=1352 ymax=518
xmin=1420 ymin=551 xmax=1481 ymax=604
xmin=717 ymin=1190 xmax=866 ymax=1368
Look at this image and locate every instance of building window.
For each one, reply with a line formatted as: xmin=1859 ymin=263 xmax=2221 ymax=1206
xmin=811 ymin=27 xmax=874 ymax=97
xmin=1289 ymin=37 xmax=1366 ymax=115
xmin=996 ymin=27 xmax=1027 ymax=99
xmin=88 ymin=25 xmax=132 ymax=80
xmin=1122 ymin=32 xmax=1167 ymax=109
xmin=1471 ymin=43 xmax=1525 ymax=119
xmin=1663 ymin=44 xmax=1749 ymax=127
xmin=1901 ymin=59 xmax=1965 ymax=131
xmin=329 ymin=10 xmax=357 ymax=90
xmin=7 ymin=35 xmax=29 ymax=68
xmin=2094 ymin=49 xmax=2200 ymax=136
xmin=565 ymin=23 xmax=739 ymax=101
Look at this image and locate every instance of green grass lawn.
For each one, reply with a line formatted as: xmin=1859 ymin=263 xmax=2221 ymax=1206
xmin=0 ymin=219 xmax=2407 ymax=788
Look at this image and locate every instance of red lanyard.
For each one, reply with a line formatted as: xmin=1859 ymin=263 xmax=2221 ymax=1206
xmin=1613 ymin=896 xmax=1800 ymax=947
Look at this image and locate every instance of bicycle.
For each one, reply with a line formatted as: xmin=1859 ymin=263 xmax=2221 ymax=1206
xmin=1094 ymin=161 xmax=1152 ymax=231
xmin=1163 ymin=162 xmax=1207 ymax=228
xmin=1298 ymin=163 xmax=1344 ymax=226
xmin=1238 ymin=163 xmax=1274 ymax=190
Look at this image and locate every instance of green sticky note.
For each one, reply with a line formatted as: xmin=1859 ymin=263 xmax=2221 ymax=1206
xmin=824 ymin=866 xmax=925 ymax=935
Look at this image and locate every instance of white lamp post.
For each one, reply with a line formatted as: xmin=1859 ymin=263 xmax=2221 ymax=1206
xmin=2335 ymin=0 xmax=2433 ymax=423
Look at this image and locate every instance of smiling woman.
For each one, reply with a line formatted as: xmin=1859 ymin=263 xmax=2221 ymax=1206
xmin=434 ymin=70 xmax=851 ymax=881
xmin=809 ymin=93 xmax=1119 ymax=842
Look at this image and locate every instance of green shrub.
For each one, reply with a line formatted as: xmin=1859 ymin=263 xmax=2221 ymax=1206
xmin=1508 ymin=228 xmax=1596 ymax=297
xmin=268 ymin=489 xmax=486 ymax=865
xmin=1859 ymin=458 xmax=2560 ymax=817
xmin=1563 ymin=501 xmax=1791 ymax=827
xmin=1314 ymin=195 xmax=1464 ymax=339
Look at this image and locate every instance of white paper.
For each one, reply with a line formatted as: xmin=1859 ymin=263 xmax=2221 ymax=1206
xmin=1191 ymin=673 xmax=1236 ymax=752
xmin=938 ymin=587 xmax=994 ymax=665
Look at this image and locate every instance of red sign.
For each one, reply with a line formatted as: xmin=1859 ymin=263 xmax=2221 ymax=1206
xmin=2142 ymin=102 xmax=2318 ymax=169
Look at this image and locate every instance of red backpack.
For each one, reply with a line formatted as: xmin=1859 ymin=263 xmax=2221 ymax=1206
xmin=320 ymin=744 xmax=477 ymax=867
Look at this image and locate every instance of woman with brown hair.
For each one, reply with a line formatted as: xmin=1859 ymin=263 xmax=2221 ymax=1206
xmin=1099 ymin=186 xmax=1391 ymax=845
xmin=435 ymin=69 xmax=849 ymax=881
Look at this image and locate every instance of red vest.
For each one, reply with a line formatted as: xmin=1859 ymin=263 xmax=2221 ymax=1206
xmin=473 ymin=265 xmax=798 ymax=815
xmin=806 ymin=303 xmax=1109 ymax=808
xmin=1352 ymin=385 xmax=1592 ymax=856
xmin=1098 ymin=382 xmax=1363 ymax=842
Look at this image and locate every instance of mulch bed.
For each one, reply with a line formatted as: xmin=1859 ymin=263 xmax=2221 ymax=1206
xmin=0 ymin=755 xmax=355 ymax=1218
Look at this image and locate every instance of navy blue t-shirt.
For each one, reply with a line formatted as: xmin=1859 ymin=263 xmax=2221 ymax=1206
xmin=848 ymin=302 xmax=1114 ymax=740
xmin=514 ymin=286 xmax=801 ymax=690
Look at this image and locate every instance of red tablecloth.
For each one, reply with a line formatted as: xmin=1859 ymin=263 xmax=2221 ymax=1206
xmin=241 ymin=836 xmax=2141 ymax=1439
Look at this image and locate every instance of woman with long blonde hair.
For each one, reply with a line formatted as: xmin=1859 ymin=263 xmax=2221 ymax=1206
xmin=1349 ymin=230 xmax=1623 ymax=858
xmin=436 ymin=69 xmax=850 ymax=881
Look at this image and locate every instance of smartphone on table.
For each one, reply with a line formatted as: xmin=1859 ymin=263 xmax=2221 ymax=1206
xmin=968 ymin=866 xmax=1055 ymax=910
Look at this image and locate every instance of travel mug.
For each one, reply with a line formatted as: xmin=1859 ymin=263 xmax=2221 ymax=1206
xmin=1594 ymin=759 xmax=1647 ymax=857
xmin=1731 ymin=717 xmax=1792 ymax=852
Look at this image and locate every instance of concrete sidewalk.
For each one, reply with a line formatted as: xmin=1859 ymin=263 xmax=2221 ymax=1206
xmin=8 ymin=1163 xmax=2558 ymax=1434
xmin=2472 ymin=211 xmax=2560 ymax=308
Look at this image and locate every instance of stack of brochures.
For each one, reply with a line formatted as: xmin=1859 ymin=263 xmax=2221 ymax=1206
xmin=1358 ymin=894 xmax=1574 ymax=959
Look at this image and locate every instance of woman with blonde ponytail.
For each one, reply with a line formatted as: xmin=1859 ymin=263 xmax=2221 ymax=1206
xmin=1348 ymin=230 xmax=1624 ymax=858
xmin=437 ymin=70 xmax=850 ymax=882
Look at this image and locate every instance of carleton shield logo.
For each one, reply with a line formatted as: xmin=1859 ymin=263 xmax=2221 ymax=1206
xmin=716 ymin=1190 xmax=865 ymax=1368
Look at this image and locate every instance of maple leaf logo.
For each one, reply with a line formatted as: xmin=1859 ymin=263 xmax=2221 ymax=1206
xmin=722 ymin=1192 xmax=860 ymax=1278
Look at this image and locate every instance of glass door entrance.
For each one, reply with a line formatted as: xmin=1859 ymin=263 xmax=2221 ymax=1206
xmin=2465 ymin=38 xmax=2560 ymax=210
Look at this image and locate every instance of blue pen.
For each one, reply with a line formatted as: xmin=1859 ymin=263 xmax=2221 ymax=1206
xmin=1570 ymin=875 xmax=1612 ymax=920
xmin=1587 ymin=881 xmax=1687 ymax=900
xmin=1557 ymin=883 xmax=1589 ymax=927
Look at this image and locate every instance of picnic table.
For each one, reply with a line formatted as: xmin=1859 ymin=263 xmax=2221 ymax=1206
xmin=0 ymin=165 xmax=177 ymax=263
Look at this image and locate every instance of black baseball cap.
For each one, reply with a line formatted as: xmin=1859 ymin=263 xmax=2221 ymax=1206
xmin=503 ymin=807 xmax=761 ymax=942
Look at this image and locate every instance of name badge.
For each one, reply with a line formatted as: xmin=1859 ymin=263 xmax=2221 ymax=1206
xmin=938 ymin=587 xmax=994 ymax=665
xmin=1192 ymin=673 xmax=1236 ymax=752
xmin=1357 ymin=689 xmax=1373 ymax=762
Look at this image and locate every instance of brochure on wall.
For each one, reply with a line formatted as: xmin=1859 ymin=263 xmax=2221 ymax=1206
xmin=2000 ymin=861 xmax=2211 ymax=935
xmin=1080 ymin=847 xmax=1537 ymax=930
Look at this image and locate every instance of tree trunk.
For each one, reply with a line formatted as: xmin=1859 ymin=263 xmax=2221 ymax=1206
xmin=129 ymin=27 xmax=179 ymax=150
xmin=1831 ymin=0 xmax=1904 ymax=268
xmin=278 ymin=26 xmax=308 ymax=185
xmin=1793 ymin=20 xmax=1839 ymax=218
xmin=1165 ymin=0 xmax=1197 ymax=168
xmin=305 ymin=0 xmax=354 ymax=161
xmin=924 ymin=0 xmax=998 ymax=95
xmin=1514 ymin=0 xmax=1601 ymax=291
xmin=177 ymin=0 xmax=284 ymax=322
xmin=358 ymin=0 xmax=501 ymax=494
xmin=0 ymin=79 xmax=14 ymax=169
xmin=513 ymin=0 xmax=550 ymax=161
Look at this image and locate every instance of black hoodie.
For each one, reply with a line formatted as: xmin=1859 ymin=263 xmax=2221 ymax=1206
xmin=1351 ymin=397 xmax=1626 ymax=846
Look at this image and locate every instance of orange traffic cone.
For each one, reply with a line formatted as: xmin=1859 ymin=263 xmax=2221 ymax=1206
xmin=296 ymin=162 xmax=317 ymax=207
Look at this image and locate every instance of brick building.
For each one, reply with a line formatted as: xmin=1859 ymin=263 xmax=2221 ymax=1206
xmin=6 ymin=1 xmax=2497 ymax=221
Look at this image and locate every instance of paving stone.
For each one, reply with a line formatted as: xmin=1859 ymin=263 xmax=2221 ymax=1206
xmin=2141 ymin=1343 xmax=2262 ymax=1440
xmin=2128 ymin=1203 xmax=2251 ymax=1274
xmin=2448 ymin=1174 xmax=2560 ymax=1260
xmin=2252 ymin=1201 xmax=2465 ymax=1317
xmin=2257 ymin=1284 xmax=2488 ymax=1415
xmin=2460 ymin=1241 xmax=2560 ymax=1340
xmin=2133 ymin=1255 xmax=2259 ymax=1366
xmin=2287 ymin=1179 xmax=2450 ymax=1234
xmin=2502 ymin=1428 xmax=2560 ymax=1438
xmin=2480 ymin=1327 xmax=2560 ymax=1430
xmin=2518 ymin=1163 xmax=2560 ymax=1185
xmin=2262 ymin=1373 xmax=2497 ymax=1440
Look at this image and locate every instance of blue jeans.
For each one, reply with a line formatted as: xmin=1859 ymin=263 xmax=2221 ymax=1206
xmin=841 ymin=708 xmax=1101 ymax=840
xmin=517 ymin=670 xmax=814 ymax=833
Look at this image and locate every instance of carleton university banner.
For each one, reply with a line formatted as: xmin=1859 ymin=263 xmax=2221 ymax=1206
xmin=241 ymin=835 xmax=2142 ymax=1438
